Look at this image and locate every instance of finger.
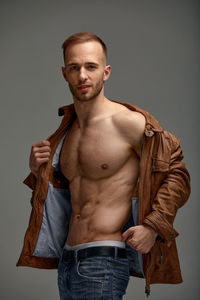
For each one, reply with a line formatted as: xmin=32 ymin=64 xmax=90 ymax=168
xmin=30 ymin=157 xmax=50 ymax=174
xmin=36 ymin=157 xmax=50 ymax=163
xmin=32 ymin=140 xmax=50 ymax=148
xmin=128 ymin=239 xmax=150 ymax=254
xmin=34 ymin=151 xmax=51 ymax=159
xmin=33 ymin=146 xmax=51 ymax=153
xmin=121 ymin=227 xmax=135 ymax=241
xmin=121 ymin=228 xmax=133 ymax=241
xmin=127 ymin=238 xmax=137 ymax=250
xmin=32 ymin=157 xmax=50 ymax=169
xmin=31 ymin=146 xmax=51 ymax=158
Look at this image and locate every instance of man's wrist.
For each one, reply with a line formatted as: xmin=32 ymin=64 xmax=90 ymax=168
xmin=143 ymin=224 xmax=158 ymax=238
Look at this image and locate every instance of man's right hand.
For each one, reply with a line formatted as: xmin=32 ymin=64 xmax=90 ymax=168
xmin=29 ymin=140 xmax=51 ymax=178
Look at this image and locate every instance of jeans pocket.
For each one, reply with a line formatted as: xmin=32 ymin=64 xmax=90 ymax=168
xmin=109 ymin=257 xmax=130 ymax=280
xmin=76 ymin=257 xmax=106 ymax=281
xmin=113 ymin=271 xmax=129 ymax=280
xmin=112 ymin=271 xmax=130 ymax=298
xmin=110 ymin=258 xmax=130 ymax=297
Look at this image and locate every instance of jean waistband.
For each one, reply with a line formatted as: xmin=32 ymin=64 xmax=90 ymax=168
xmin=64 ymin=240 xmax=125 ymax=251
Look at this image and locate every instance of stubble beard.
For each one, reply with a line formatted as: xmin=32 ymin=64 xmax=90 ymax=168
xmin=68 ymin=79 xmax=104 ymax=102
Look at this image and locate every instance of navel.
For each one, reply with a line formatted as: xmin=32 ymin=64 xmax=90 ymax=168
xmin=101 ymin=163 xmax=109 ymax=169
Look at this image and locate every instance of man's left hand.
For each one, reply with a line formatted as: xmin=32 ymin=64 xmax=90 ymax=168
xmin=121 ymin=225 xmax=158 ymax=254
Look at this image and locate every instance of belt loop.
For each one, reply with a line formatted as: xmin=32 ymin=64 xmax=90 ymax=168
xmin=114 ymin=247 xmax=118 ymax=259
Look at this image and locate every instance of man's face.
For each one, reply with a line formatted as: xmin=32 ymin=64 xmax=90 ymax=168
xmin=62 ymin=41 xmax=111 ymax=102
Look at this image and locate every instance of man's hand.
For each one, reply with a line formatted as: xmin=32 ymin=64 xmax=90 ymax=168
xmin=29 ymin=140 xmax=51 ymax=178
xmin=121 ymin=225 xmax=158 ymax=254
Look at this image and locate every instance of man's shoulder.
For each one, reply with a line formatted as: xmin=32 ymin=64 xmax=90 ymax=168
xmin=110 ymin=101 xmax=146 ymax=152
xmin=110 ymin=99 xmax=182 ymax=154
xmin=112 ymin=104 xmax=146 ymax=135
xmin=110 ymin=99 xmax=162 ymax=132
xmin=109 ymin=99 xmax=161 ymax=127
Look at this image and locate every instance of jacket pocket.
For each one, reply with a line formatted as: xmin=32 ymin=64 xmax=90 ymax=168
xmin=151 ymin=158 xmax=170 ymax=200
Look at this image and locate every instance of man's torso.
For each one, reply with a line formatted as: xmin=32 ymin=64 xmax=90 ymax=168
xmin=60 ymin=101 xmax=144 ymax=245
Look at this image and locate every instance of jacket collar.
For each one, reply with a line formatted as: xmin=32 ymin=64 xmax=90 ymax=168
xmin=58 ymin=99 xmax=163 ymax=136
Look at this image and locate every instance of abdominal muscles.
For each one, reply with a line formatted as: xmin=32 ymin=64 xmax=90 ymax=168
xmin=66 ymin=156 xmax=139 ymax=246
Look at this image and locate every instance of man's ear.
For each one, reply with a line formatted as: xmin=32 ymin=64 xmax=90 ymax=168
xmin=103 ymin=65 xmax=111 ymax=82
xmin=62 ymin=66 xmax=68 ymax=82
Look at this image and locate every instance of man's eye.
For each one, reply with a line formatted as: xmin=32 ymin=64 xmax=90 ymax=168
xmin=70 ymin=66 xmax=78 ymax=70
xmin=88 ymin=65 xmax=96 ymax=69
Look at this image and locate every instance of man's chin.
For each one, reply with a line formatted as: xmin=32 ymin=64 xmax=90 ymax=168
xmin=70 ymin=83 xmax=104 ymax=102
xmin=75 ymin=91 xmax=97 ymax=102
xmin=76 ymin=96 xmax=94 ymax=102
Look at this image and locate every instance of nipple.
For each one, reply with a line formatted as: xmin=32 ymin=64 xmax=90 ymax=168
xmin=101 ymin=163 xmax=109 ymax=169
xmin=76 ymin=214 xmax=80 ymax=219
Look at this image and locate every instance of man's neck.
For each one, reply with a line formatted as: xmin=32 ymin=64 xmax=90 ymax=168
xmin=73 ymin=94 xmax=109 ymax=129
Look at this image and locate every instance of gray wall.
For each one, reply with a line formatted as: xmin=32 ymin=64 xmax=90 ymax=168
xmin=0 ymin=0 xmax=199 ymax=299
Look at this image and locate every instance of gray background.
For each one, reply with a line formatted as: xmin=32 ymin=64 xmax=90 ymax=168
xmin=0 ymin=0 xmax=199 ymax=299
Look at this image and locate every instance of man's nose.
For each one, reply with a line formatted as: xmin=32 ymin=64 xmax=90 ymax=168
xmin=79 ymin=67 xmax=88 ymax=81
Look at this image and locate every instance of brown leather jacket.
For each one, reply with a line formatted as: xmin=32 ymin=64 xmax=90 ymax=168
xmin=16 ymin=100 xmax=190 ymax=295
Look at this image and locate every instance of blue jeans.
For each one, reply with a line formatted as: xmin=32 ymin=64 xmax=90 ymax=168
xmin=57 ymin=248 xmax=130 ymax=299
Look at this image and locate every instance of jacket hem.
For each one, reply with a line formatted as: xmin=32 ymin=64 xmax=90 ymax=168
xmin=150 ymin=271 xmax=183 ymax=284
xmin=16 ymin=255 xmax=59 ymax=269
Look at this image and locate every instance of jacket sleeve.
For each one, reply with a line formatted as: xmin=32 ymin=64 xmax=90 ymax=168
xmin=143 ymin=133 xmax=191 ymax=247
xmin=23 ymin=172 xmax=37 ymax=190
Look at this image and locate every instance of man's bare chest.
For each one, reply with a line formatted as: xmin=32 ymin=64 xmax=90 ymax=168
xmin=60 ymin=119 xmax=134 ymax=181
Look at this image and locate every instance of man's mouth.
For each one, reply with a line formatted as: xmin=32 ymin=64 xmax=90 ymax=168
xmin=77 ymin=85 xmax=91 ymax=91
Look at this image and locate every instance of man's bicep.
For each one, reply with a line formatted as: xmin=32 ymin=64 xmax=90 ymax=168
xmin=129 ymin=111 xmax=145 ymax=157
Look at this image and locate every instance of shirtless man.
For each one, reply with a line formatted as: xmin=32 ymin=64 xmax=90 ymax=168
xmin=29 ymin=32 xmax=158 ymax=299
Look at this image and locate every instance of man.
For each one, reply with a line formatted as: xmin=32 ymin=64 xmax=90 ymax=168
xmin=17 ymin=32 xmax=190 ymax=299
